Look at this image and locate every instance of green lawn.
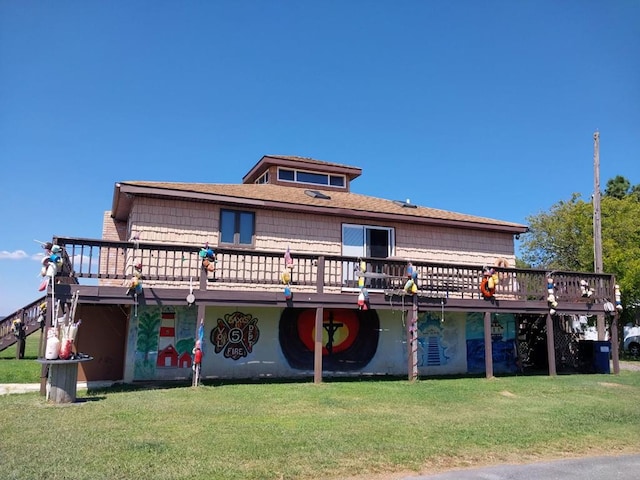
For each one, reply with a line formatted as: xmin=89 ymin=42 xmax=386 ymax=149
xmin=1 ymin=372 xmax=639 ymax=480
xmin=0 ymin=332 xmax=42 ymax=383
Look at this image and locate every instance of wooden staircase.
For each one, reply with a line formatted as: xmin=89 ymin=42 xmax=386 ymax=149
xmin=0 ymin=297 xmax=46 ymax=354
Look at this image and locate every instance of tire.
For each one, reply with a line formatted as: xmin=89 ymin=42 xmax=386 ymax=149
xmin=628 ymin=342 xmax=640 ymax=358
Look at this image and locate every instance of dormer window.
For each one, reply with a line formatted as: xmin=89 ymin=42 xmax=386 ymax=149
xmin=277 ymin=167 xmax=346 ymax=188
xmin=255 ymin=172 xmax=269 ymax=184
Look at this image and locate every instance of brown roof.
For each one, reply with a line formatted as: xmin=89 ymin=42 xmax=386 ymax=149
xmin=113 ymin=181 xmax=527 ymax=234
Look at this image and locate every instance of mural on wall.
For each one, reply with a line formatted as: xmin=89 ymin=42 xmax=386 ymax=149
xmin=279 ymin=308 xmax=379 ymax=371
xmin=466 ymin=312 xmax=518 ymax=374
xmin=211 ymin=311 xmax=260 ymax=360
xmin=133 ymin=306 xmax=198 ymax=380
xmin=416 ymin=313 xmax=450 ymax=367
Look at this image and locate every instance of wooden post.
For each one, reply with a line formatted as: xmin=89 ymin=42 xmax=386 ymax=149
xmin=407 ymin=295 xmax=418 ymax=381
xmin=199 ymin=263 xmax=208 ymax=290
xmin=611 ymin=313 xmax=620 ymax=375
xmin=314 ymin=307 xmax=323 ymax=384
xmin=483 ymin=312 xmax=493 ymax=378
xmin=596 ymin=315 xmax=605 ymax=341
xmin=15 ymin=309 xmax=25 ymax=360
xmin=40 ymin=296 xmax=54 ymax=396
xmin=316 ymin=256 xmax=325 ymax=294
xmin=545 ymin=313 xmax=557 ymax=376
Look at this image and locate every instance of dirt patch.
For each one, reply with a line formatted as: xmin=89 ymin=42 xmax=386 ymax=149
xmin=499 ymin=390 xmax=517 ymax=397
xmin=619 ymin=361 xmax=640 ymax=372
xmin=598 ymin=382 xmax=632 ymax=389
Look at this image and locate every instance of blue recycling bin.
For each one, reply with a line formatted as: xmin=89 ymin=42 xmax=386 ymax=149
xmin=578 ymin=340 xmax=611 ymax=374
xmin=592 ymin=341 xmax=611 ymax=374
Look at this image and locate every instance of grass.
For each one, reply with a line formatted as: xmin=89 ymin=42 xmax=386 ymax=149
xmin=0 ymin=332 xmax=42 ymax=383
xmin=1 ymin=372 xmax=640 ymax=480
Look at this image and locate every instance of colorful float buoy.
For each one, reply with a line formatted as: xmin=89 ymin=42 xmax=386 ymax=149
xmin=199 ymin=243 xmax=216 ymax=272
xmin=38 ymin=244 xmax=64 ymax=291
xmin=282 ymin=247 xmax=294 ymax=299
xmin=615 ymin=284 xmax=623 ymax=312
xmin=404 ymin=262 xmax=419 ymax=294
xmin=547 ymin=276 xmax=558 ymax=315
xmin=579 ymin=279 xmax=593 ymax=298
xmin=480 ymin=267 xmax=497 ymax=299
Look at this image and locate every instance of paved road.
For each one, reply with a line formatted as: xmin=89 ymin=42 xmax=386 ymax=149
xmin=403 ymin=454 xmax=640 ymax=480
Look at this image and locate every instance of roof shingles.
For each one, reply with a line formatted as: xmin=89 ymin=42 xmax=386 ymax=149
xmin=118 ymin=181 xmax=527 ymax=231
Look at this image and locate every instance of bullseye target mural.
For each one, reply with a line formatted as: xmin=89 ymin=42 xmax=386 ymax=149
xmin=279 ymin=308 xmax=380 ymax=370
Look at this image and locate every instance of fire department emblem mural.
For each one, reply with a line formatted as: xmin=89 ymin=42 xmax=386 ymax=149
xmin=211 ymin=311 xmax=260 ymax=360
xmin=279 ymin=308 xmax=379 ymax=371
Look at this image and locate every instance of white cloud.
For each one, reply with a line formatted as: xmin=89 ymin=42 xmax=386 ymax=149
xmin=0 ymin=250 xmax=29 ymax=260
xmin=72 ymin=253 xmax=99 ymax=271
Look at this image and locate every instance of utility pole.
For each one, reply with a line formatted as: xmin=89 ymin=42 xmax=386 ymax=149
xmin=593 ymin=131 xmax=603 ymax=273
xmin=593 ymin=131 xmax=606 ymax=342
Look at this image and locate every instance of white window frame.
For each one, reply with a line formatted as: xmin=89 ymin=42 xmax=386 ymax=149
xmin=341 ymin=224 xmax=395 ymax=291
xmin=277 ymin=167 xmax=346 ymax=189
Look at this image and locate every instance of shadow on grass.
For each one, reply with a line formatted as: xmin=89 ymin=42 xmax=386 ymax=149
xmin=84 ymin=370 xmax=549 ymax=395
xmin=84 ymin=361 xmax=629 ymax=396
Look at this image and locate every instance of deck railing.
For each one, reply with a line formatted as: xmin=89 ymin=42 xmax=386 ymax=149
xmin=0 ymin=296 xmax=46 ymax=353
xmin=51 ymin=236 xmax=616 ymax=304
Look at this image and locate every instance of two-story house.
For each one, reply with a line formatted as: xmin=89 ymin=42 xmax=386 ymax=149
xmin=2 ymin=155 xmax=620 ymax=385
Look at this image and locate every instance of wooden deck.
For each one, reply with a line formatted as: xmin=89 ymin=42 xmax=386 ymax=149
xmin=0 ymin=236 xmax=619 ymax=353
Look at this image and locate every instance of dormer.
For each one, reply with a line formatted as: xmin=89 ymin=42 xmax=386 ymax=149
xmin=242 ymin=155 xmax=362 ymax=192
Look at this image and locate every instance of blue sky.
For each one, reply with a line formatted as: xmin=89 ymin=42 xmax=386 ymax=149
xmin=1 ymin=1 xmax=639 ymax=316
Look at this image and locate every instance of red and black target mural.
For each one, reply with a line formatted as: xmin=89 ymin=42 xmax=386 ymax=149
xmin=211 ymin=311 xmax=260 ymax=360
xmin=279 ymin=308 xmax=380 ymax=370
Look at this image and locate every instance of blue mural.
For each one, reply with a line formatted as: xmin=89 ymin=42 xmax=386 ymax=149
xmin=466 ymin=313 xmax=518 ymax=374
xmin=417 ymin=313 xmax=449 ymax=367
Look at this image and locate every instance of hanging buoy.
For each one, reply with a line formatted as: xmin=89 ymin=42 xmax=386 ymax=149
xmin=357 ymin=291 xmax=365 ymax=308
xmin=404 ymin=279 xmax=414 ymax=293
xmin=547 ymin=276 xmax=558 ymax=314
xmin=281 ymin=268 xmax=291 ymax=285
xmin=284 ymin=286 xmax=292 ymax=300
xmin=45 ymin=327 xmax=61 ymax=360
xmin=200 ymin=244 xmax=216 ymax=271
xmin=480 ymin=267 xmax=496 ymax=299
xmin=615 ymin=285 xmax=623 ymax=311
xmin=480 ymin=277 xmax=495 ymax=299
xmin=284 ymin=247 xmax=294 ymax=269
xmin=358 ymin=289 xmax=369 ymax=310
xmin=580 ymin=280 xmax=593 ymax=298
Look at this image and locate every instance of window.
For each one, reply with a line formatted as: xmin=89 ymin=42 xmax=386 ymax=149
xmin=342 ymin=224 xmax=394 ymax=258
xmin=277 ymin=168 xmax=346 ymax=188
xmin=297 ymin=171 xmax=329 ymax=185
xmin=255 ymin=172 xmax=269 ymax=184
xmin=341 ymin=224 xmax=395 ymax=288
xmin=278 ymin=169 xmax=295 ymax=181
xmin=220 ymin=209 xmax=255 ymax=246
xmin=329 ymin=175 xmax=345 ymax=187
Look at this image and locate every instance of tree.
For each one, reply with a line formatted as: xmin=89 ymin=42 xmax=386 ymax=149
xmin=604 ymin=175 xmax=631 ymax=199
xmin=519 ymin=187 xmax=640 ymax=324
xmin=519 ymin=193 xmax=593 ymax=271
xmin=136 ymin=309 xmax=161 ymax=364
